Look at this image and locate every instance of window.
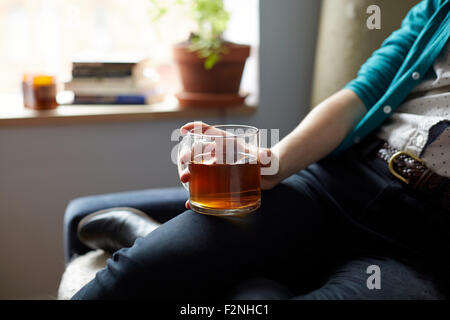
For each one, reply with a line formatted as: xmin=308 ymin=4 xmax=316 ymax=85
xmin=0 ymin=0 xmax=259 ymax=102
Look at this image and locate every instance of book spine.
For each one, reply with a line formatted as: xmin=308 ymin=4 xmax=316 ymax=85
xmin=72 ymin=69 xmax=133 ymax=78
xmin=71 ymin=63 xmax=137 ymax=78
xmin=72 ymin=62 xmax=136 ymax=68
xmin=73 ymin=95 xmax=146 ymax=105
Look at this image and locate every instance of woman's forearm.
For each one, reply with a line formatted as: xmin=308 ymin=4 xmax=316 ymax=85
xmin=272 ymin=89 xmax=367 ymax=181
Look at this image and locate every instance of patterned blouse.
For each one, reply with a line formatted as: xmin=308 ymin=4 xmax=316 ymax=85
xmin=376 ymin=40 xmax=450 ymax=177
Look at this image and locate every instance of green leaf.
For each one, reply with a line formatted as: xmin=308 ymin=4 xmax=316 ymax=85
xmin=149 ymin=0 xmax=230 ymax=70
xmin=204 ymin=52 xmax=220 ymax=69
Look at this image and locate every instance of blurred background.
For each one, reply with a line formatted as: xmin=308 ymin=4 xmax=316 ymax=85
xmin=0 ymin=0 xmax=259 ymax=98
xmin=0 ymin=0 xmax=418 ymax=299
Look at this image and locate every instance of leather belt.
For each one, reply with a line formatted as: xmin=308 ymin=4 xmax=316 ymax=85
xmin=375 ymin=142 xmax=450 ymax=212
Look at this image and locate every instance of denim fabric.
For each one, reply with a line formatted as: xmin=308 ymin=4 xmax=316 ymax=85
xmin=66 ymin=137 xmax=449 ymax=300
xmin=226 ymin=257 xmax=444 ymax=300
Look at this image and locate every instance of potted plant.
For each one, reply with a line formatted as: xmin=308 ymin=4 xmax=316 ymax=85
xmin=149 ymin=0 xmax=251 ymax=107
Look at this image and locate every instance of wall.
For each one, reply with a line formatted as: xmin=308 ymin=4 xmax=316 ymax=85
xmin=0 ymin=0 xmax=321 ymax=299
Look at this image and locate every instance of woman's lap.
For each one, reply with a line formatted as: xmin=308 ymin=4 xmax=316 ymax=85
xmin=71 ymin=142 xmax=448 ymax=299
xmin=72 ymin=173 xmax=350 ymax=299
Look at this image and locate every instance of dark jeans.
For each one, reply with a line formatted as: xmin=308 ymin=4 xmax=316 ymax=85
xmin=69 ymin=137 xmax=449 ymax=299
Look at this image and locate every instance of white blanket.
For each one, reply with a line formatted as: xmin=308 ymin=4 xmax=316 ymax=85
xmin=57 ymin=250 xmax=111 ymax=300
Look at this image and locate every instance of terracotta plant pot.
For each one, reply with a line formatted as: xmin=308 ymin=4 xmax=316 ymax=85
xmin=173 ymin=42 xmax=250 ymax=107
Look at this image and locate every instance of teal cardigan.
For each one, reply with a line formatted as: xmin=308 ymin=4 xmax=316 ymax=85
xmin=333 ymin=0 xmax=450 ymax=155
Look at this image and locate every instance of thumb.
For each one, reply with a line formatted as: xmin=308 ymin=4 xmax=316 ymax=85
xmin=259 ymin=148 xmax=272 ymax=167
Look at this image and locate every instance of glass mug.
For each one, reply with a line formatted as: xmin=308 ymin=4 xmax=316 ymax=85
xmin=178 ymin=124 xmax=261 ymax=216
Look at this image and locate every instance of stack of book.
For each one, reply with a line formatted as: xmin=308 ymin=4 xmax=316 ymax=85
xmin=65 ymin=55 xmax=164 ymax=105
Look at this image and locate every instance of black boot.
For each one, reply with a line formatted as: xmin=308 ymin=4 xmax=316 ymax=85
xmin=77 ymin=207 xmax=160 ymax=254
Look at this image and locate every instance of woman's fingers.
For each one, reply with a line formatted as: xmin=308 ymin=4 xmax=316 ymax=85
xmin=180 ymin=121 xmax=232 ymax=137
xmin=185 ymin=200 xmax=190 ymax=209
xmin=180 ymin=167 xmax=191 ymax=183
xmin=180 ymin=138 xmax=272 ymax=167
xmin=180 ymin=122 xmax=272 ymax=168
xmin=181 ymin=121 xmax=215 ymax=134
xmin=179 ymin=147 xmax=192 ymax=165
xmin=180 ymin=141 xmax=216 ymax=165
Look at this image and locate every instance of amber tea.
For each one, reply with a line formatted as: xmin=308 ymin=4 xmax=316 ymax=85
xmin=189 ymin=153 xmax=261 ymax=214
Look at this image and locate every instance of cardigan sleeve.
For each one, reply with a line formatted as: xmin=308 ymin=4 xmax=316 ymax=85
xmin=344 ymin=0 xmax=439 ymax=110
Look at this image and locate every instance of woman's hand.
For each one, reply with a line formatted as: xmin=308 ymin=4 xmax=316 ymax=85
xmin=178 ymin=122 xmax=281 ymax=209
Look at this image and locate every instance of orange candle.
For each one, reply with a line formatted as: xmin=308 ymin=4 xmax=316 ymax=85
xmin=22 ymin=74 xmax=58 ymax=110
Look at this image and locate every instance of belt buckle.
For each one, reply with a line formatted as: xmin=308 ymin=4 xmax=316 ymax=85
xmin=388 ymin=151 xmax=424 ymax=184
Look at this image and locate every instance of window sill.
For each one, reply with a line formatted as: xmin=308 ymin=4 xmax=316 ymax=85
xmin=0 ymin=94 xmax=257 ymax=127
